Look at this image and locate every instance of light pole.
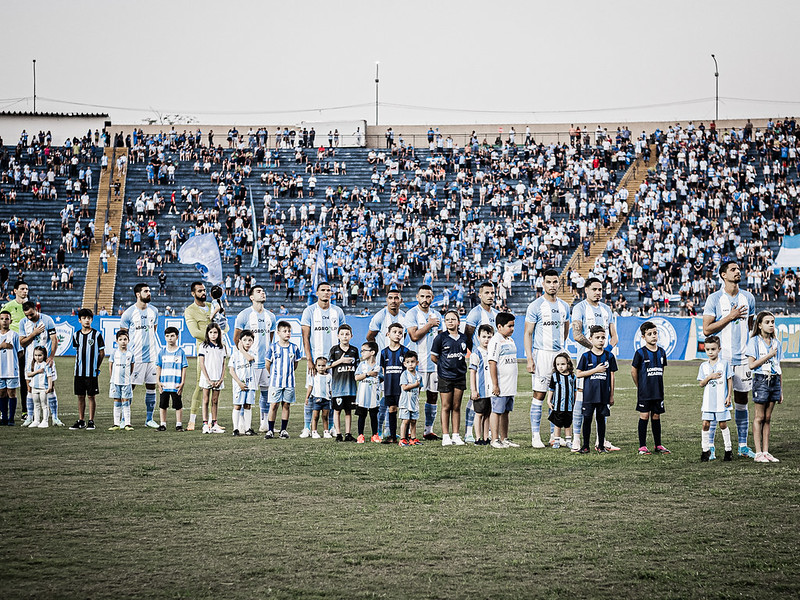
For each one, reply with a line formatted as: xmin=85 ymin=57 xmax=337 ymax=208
xmin=32 ymin=59 xmax=37 ymax=114
xmin=375 ymin=61 xmax=379 ymax=127
xmin=711 ymin=54 xmax=718 ymax=123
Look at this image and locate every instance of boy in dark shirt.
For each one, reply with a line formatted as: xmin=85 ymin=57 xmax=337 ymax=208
xmin=631 ymin=321 xmax=670 ymax=455
xmin=379 ymin=323 xmax=407 ymax=444
xmin=576 ymin=325 xmax=617 ymax=454
xmin=328 ymin=324 xmax=359 ymax=442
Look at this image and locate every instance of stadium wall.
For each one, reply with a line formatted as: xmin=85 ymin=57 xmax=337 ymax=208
xmin=0 ymin=112 xmax=109 ymax=145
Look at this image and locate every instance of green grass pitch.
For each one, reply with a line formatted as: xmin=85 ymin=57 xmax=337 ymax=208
xmin=0 ymin=358 xmax=797 ymax=599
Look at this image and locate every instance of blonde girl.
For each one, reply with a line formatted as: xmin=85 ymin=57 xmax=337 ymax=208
xmin=199 ymin=323 xmax=228 ymax=434
xmin=745 ymin=311 xmax=783 ymax=463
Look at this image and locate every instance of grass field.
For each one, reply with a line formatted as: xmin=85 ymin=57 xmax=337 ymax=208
xmin=1 ymin=358 xmax=798 ymax=599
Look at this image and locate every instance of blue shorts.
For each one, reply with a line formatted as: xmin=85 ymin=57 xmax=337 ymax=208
xmin=270 ymin=387 xmax=296 ymax=405
xmin=491 ymin=395 xmax=514 ymax=414
xmin=309 ymin=395 xmax=331 ymax=412
xmin=702 ymin=410 xmax=731 ymax=422
xmin=752 ymin=373 xmax=782 ymax=404
xmin=399 ymin=408 xmax=419 ymax=421
xmin=109 ymin=383 xmax=132 ymax=399
xmin=233 ymin=388 xmax=256 ymax=407
xmin=0 ymin=377 xmax=19 ymax=390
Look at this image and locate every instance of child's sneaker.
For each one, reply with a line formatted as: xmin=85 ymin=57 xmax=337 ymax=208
xmin=765 ymin=453 xmax=780 ymax=463
xmin=335 ymin=433 xmax=343 ymax=442
xmin=264 ymin=430 xmax=274 ymax=439
xmin=578 ymin=447 xmax=591 ymax=454
xmin=186 ymin=421 xmax=195 ymax=431
xmin=531 ymin=434 xmax=545 ymax=449
xmin=299 ymin=427 xmax=311 ymax=438
xmin=145 ymin=419 xmax=159 ymax=429
xmin=410 ymin=438 xmax=423 ymax=446
xmin=344 ymin=433 xmax=356 ymax=442
xmin=723 ymin=450 xmax=732 ymax=461
xmin=464 ymin=432 xmax=475 ymax=443
xmin=490 ymin=439 xmax=505 ymax=449
xmin=244 ymin=428 xmax=255 ymax=436
xmin=754 ymin=452 xmax=769 ymax=463
xmin=86 ymin=420 xmax=96 ymax=430
xmin=700 ymin=450 xmax=710 ymax=462
xmin=552 ymin=440 xmax=561 ymax=449
xmin=311 ymin=431 xmax=321 ymax=439
xmin=503 ymin=439 xmax=520 ymax=448
xmin=370 ymin=434 xmax=381 ymax=443
xmin=639 ymin=446 xmax=652 ymax=455
xmin=202 ymin=423 xmax=211 ymax=434
xmin=323 ymin=430 xmax=332 ymax=439
xmin=739 ymin=445 xmax=757 ymax=459
xmin=123 ymin=425 xmax=135 ymax=431
xmin=69 ymin=420 xmax=86 ymax=430
xmin=604 ymin=441 xmax=621 ymax=451
xmin=158 ymin=425 xmax=167 ymax=432
xmin=176 ymin=425 xmax=184 ymax=432
xmin=211 ymin=423 xmax=226 ymax=434
xmin=52 ymin=418 xmax=65 ymax=427
xmin=708 ymin=446 xmax=717 ymax=460
xmin=357 ymin=434 xmax=365 ymax=444
xmin=654 ymin=445 xmax=671 ymax=454
xmin=232 ymin=429 xmax=240 ymax=436
xmin=279 ymin=430 xmax=290 ymax=439
xmin=451 ymin=433 xmax=465 ymax=446
xmin=399 ymin=438 xmax=410 ymax=447
xmin=441 ymin=434 xmax=452 ymax=446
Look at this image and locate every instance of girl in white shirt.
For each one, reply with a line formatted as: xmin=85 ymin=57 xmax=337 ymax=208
xmin=199 ymin=324 xmax=228 ymax=434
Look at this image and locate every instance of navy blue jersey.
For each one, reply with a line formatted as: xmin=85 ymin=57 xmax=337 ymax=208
xmin=329 ymin=344 xmax=359 ymax=397
xmin=380 ymin=344 xmax=408 ymax=397
xmin=430 ymin=332 xmax=472 ymax=380
xmin=577 ymin=350 xmax=617 ymax=405
xmin=631 ymin=346 xmax=667 ymax=401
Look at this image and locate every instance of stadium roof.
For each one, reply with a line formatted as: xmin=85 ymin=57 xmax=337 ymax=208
xmin=0 ymin=111 xmax=109 ymax=118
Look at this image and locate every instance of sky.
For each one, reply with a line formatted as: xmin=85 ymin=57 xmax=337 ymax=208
xmin=1 ymin=0 xmax=799 ymax=127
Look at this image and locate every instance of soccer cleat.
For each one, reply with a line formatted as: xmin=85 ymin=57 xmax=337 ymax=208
xmin=146 ymin=420 xmax=159 ymax=429
xmin=232 ymin=429 xmax=240 ymax=436
xmin=244 ymin=428 xmax=255 ymax=436
xmin=357 ymin=434 xmax=366 ymax=444
xmin=21 ymin=417 xmax=33 ymax=427
xmin=344 ymin=433 xmax=356 ymax=442
xmin=451 ymin=433 xmax=465 ymax=446
xmin=123 ymin=425 xmax=135 ymax=431
xmin=335 ymin=433 xmax=343 ymax=442
xmin=723 ymin=450 xmax=732 ymax=461
xmin=765 ymin=453 xmax=780 ymax=463
xmin=323 ymin=430 xmax=332 ymax=439
xmin=69 ymin=420 xmax=86 ymax=430
xmin=464 ymin=432 xmax=475 ymax=443
xmin=654 ymin=445 xmax=671 ymax=455
xmin=639 ymin=446 xmax=652 ymax=455
xmin=311 ymin=431 xmax=321 ymax=439
xmin=531 ymin=435 xmax=545 ymax=449
xmin=186 ymin=421 xmax=195 ymax=431
xmin=175 ymin=425 xmax=184 ymax=432
xmin=604 ymin=441 xmax=621 ymax=451
xmin=410 ymin=438 xmax=423 ymax=446
xmin=700 ymin=450 xmax=710 ymax=462
xmin=279 ymin=429 xmax=290 ymax=439
xmin=264 ymin=430 xmax=274 ymax=439
xmin=503 ymin=439 xmax=520 ymax=448
xmin=739 ymin=446 xmax=757 ymax=459
xmin=441 ymin=434 xmax=452 ymax=446
xmin=108 ymin=425 xmax=120 ymax=431
xmin=490 ymin=439 xmax=505 ymax=449
xmin=299 ymin=427 xmax=311 ymax=438
xmin=708 ymin=447 xmax=717 ymax=461
xmin=52 ymin=418 xmax=65 ymax=427
xmin=370 ymin=434 xmax=381 ymax=443
xmin=423 ymin=432 xmax=440 ymax=441
xmin=86 ymin=420 xmax=96 ymax=430
xmin=157 ymin=425 xmax=167 ymax=432
xmin=202 ymin=424 xmax=211 ymax=434
xmin=399 ymin=438 xmax=410 ymax=447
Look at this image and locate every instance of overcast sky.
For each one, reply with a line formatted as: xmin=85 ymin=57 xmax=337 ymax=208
xmin=2 ymin=0 xmax=799 ymax=126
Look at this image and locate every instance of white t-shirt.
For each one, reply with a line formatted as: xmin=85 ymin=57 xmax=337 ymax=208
xmin=487 ymin=333 xmax=518 ymax=397
xmin=199 ymin=344 xmax=227 ymax=380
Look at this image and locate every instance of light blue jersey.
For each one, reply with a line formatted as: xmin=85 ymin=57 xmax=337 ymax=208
xmin=110 ymin=349 xmax=134 ymax=386
xmin=745 ymin=336 xmax=783 ymax=376
xmin=230 ymin=349 xmax=256 ymax=390
xmin=465 ymin=305 xmax=499 ymax=350
xmin=234 ymin=306 xmax=277 ymax=369
xmin=300 ymin=302 xmax=346 ymax=361
xmin=405 ymin=305 xmax=441 ymax=373
xmin=525 ymin=296 xmax=571 ymax=352
xmin=355 ymin=362 xmax=383 ymax=409
xmin=19 ymin=313 xmax=57 ymax=363
xmin=702 ymin=289 xmax=756 ymax=366
xmin=468 ymin=347 xmax=490 ymax=398
xmin=27 ymin=363 xmax=55 ymax=389
xmin=0 ymin=330 xmax=20 ymax=378
xmin=156 ymin=348 xmax=188 ymax=392
xmin=368 ymin=307 xmax=407 ymax=350
xmin=698 ymin=359 xmax=732 ymax=413
xmin=265 ymin=342 xmax=302 ymax=389
xmin=120 ymin=304 xmax=159 ymax=363
xmin=571 ymin=300 xmax=614 ymax=357
xmin=399 ymin=370 xmax=422 ymax=412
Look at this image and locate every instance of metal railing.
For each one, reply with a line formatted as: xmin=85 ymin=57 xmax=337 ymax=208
xmin=93 ymin=146 xmax=118 ymax=313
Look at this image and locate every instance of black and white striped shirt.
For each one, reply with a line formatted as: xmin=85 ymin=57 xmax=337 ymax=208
xmin=72 ymin=329 xmax=105 ymax=377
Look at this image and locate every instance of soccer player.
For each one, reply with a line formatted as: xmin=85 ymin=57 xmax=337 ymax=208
xmin=576 ymin=326 xmax=617 ymax=454
xmin=431 ymin=310 xmax=472 ymax=446
xmin=631 ymin=321 xmax=670 ymax=455
xmin=367 ymin=289 xmax=406 ymax=437
xmin=229 ymin=329 xmax=257 ymax=436
xmin=156 ymin=326 xmax=188 ymax=432
xmin=20 ymin=302 xmax=60 ymax=428
xmin=184 ymin=282 xmax=223 ymax=431
xmin=301 ymin=281 xmax=346 ymax=437
xmin=379 ymin=322 xmax=408 ymax=444
xmin=571 ymin=277 xmax=619 ymax=451
xmin=119 ymin=283 xmax=160 ymax=428
xmin=0 ymin=311 xmax=21 ymax=425
xmin=2 ymin=281 xmax=30 ymax=421
xmin=233 ymin=285 xmax=277 ymax=433
xmin=488 ymin=312 xmax=519 ymax=449
xmin=698 ymin=335 xmax=733 ymax=462
xmin=463 ymin=281 xmax=499 ymax=442
xmin=406 ymin=284 xmax=442 ymax=440
xmin=702 ymin=260 xmax=757 ymax=459
xmin=264 ymin=321 xmax=303 ymax=439
xmin=524 ymin=269 xmax=570 ymax=448
xmin=72 ymin=308 xmax=104 ymax=430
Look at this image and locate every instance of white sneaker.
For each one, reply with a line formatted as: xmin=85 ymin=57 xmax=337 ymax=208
xmin=490 ymin=439 xmax=505 ymax=449
xmin=464 ymin=432 xmax=475 ymax=443
xmin=504 ymin=438 xmax=520 ymax=448
xmin=442 ymin=434 xmax=452 ymax=446
xmin=571 ymin=439 xmax=581 ymax=452
xmin=765 ymin=453 xmax=780 ymax=463
xmin=754 ymin=452 xmax=769 ymax=463
xmin=531 ymin=434 xmax=545 ymax=449
xmin=299 ymin=427 xmax=311 ymax=438
xmin=311 ymin=430 xmax=321 ymax=439
xmin=202 ymin=423 xmax=211 ymax=434
xmin=211 ymin=424 xmax=226 ymax=434
xmin=329 ymin=427 xmax=337 ymax=437
xmin=451 ymin=433 xmax=465 ymax=446
xmin=21 ymin=417 xmax=33 ymax=427
xmin=323 ymin=430 xmax=333 ymax=439
xmin=30 ymin=420 xmax=41 ymax=428
xmin=37 ymin=421 xmax=49 ymax=428
xmin=145 ymin=419 xmax=159 ymax=429
xmin=604 ymin=440 xmax=622 ymax=451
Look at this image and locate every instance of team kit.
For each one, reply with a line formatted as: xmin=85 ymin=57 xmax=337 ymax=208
xmin=0 ymin=262 xmax=784 ymax=462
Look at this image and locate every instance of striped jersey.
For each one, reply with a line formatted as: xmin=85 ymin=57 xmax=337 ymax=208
xmin=487 ymin=332 xmax=518 ymax=396
xmin=234 ymin=306 xmax=276 ymax=368
xmin=230 ymin=348 xmax=256 ymax=390
xmin=265 ymin=342 xmax=302 ymax=389
xmin=468 ymin=347 xmax=491 ymax=398
xmin=156 ymin=347 xmax=188 ymax=392
xmin=20 ymin=313 xmax=57 ymax=362
xmin=399 ymin=370 xmax=422 ymax=412
xmin=465 ymin=305 xmax=499 ymax=350
xmin=355 ymin=362 xmax=382 ymax=409
xmin=72 ymin=329 xmax=105 ymax=377
xmin=405 ymin=305 xmax=441 ymax=373
xmin=301 ymin=302 xmax=346 ymax=361
xmin=380 ymin=345 xmax=408 ymax=397
xmin=27 ymin=363 xmax=55 ymax=389
xmin=549 ymin=372 xmax=576 ymax=411
xmin=329 ymin=344 xmax=359 ymax=397
xmin=698 ymin=359 xmax=732 ymax=412
xmin=571 ymin=300 xmax=614 ymax=357
xmin=745 ymin=336 xmax=783 ymax=375
xmin=0 ymin=330 xmax=20 ymax=378
xmin=525 ymin=296 xmax=571 ymax=352
xmin=119 ymin=304 xmax=159 ymax=363
xmin=702 ymin=289 xmax=756 ymax=366
xmin=368 ymin=307 xmax=407 ymax=350
xmin=109 ymin=349 xmax=134 ymax=386
xmin=309 ymin=372 xmax=332 ymax=399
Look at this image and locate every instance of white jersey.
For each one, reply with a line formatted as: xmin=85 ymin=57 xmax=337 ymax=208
xmin=698 ymin=359 xmax=732 ymax=413
xmin=0 ymin=330 xmax=20 ymax=378
xmin=487 ymin=332 xmax=518 ymax=396
xmin=571 ymin=300 xmax=614 ymax=358
xmin=465 ymin=305 xmax=499 ymax=350
xmin=229 ymin=349 xmax=256 ymax=390
xmin=525 ymin=296 xmax=571 ymax=352
xmin=119 ymin=304 xmax=159 ymax=363
xmin=702 ymin=289 xmax=756 ymax=366
xmin=405 ymin=305 xmax=441 ymax=373
xmin=368 ymin=307 xmax=407 ymax=350
xmin=234 ymin=306 xmax=276 ymax=368
xmin=110 ymin=349 xmax=134 ymax=386
xmin=19 ymin=313 xmax=57 ymax=363
xmin=300 ymin=302 xmax=346 ymax=361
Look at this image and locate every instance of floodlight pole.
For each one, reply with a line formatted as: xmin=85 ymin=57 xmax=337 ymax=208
xmin=33 ymin=59 xmax=37 ymax=114
xmin=375 ymin=61 xmax=380 ymax=126
xmin=711 ymin=54 xmax=719 ymax=122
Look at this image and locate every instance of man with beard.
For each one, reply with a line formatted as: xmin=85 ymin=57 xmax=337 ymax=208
xmin=184 ymin=282 xmax=223 ymax=431
xmin=120 ymin=283 xmax=160 ymax=428
xmin=406 ymin=285 xmax=442 ymax=440
xmin=20 ymin=302 xmax=61 ymax=428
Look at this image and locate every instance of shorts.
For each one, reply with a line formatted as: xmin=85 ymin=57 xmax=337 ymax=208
xmin=253 ymin=367 xmax=270 ymax=391
xmin=233 ymin=388 xmax=256 ymax=407
xmin=332 ymin=395 xmax=355 ymax=412
xmin=491 ymin=395 xmax=514 ymax=414
xmin=472 ymin=397 xmax=492 ymax=416
xmin=199 ymin=374 xmax=225 ymax=390
xmin=438 ymin=375 xmax=466 ymax=394
xmin=0 ymin=377 xmax=19 ymax=390
xmin=532 ymin=349 xmax=558 ymax=393
xmin=702 ymin=410 xmax=731 ymax=422
xmin=548 ymin=410 xmax=573 ymax=428
xmin=131 ymin=362 xmax=157 ymax=386
xmin=732 ymin=364 xmax=752 ymax=393
xmin=635 ymin=398 xmax=666 ymax=414
xmin=74 ymin=376 xmax=99 ymax=397
xmin=399 ymin=408 xmax=419 ymax=421
xmin=109 ymin=383 xmax=133 ymax=399
xmin=384 ymin=394 xmax=399 ymax=408
xmin=752 ymin=373 xmax=782 ymax=404
xmin=270 ymin=387 xmax=296 ymax=405
xmin=420 ymin=371 xmax=439 ymax=394
xmin=308 ymin=395 xmax=331 ymax=412
xmin=159 ymin=391 xmax=183 ymax=410
xmin=582 ymin=402 xmax=610 ymax=418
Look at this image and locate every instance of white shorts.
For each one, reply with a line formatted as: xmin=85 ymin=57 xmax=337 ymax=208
xmin=253 ymin=367 xmax=270 ymax=391
xmin=131 ymin=362 xmax=157 ymax=386
xmin=732 ymin=364 xmax=752 ymax=393
xmin=531 ymin=350 xmax=557 ymax=393
xmin=420 ymin=371 xmax=438 ymax=394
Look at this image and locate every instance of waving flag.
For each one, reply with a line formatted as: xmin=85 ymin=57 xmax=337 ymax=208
xmin=178 ymin=233 xmax=223 ymax=284
xmin=308 ymin=244 xmax=328 ymax=305
xmin=771 ymin=234 xmax=800 ymax=272
xmin=248 ymin=185 xmax=259 ymax=268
